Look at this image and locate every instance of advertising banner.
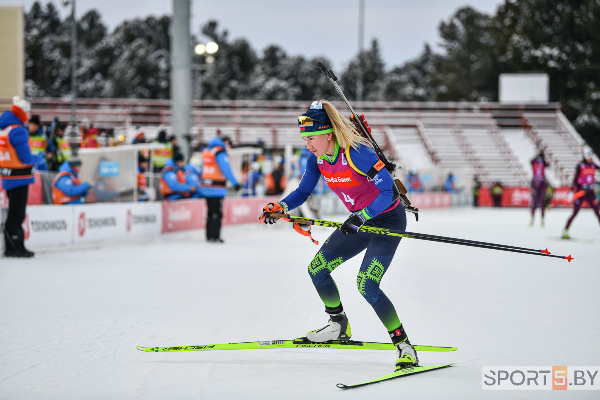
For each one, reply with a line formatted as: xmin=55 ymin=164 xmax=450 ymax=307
xmin=72 ymin=203 xmax=126 ymax=243
xmin=23 ymin=205 xmax=73 ymax=247
xmin=161 ymin=199 xmax=206 ymax=233
xmin=124 ymin=202 xmax=162 ymax=236
xmin=223 ymin=197 xmax=279 ymax=225
xmin=477 ymin=187 xmax=593 ymax=208
xmin=410 ymin=192 xmax=452 ymax=208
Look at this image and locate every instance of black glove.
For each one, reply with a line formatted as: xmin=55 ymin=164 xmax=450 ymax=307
xmin=340 ymin=213 xmax=366 ymax=234
xmin=234 ymin=183 xmax=241 ymax=191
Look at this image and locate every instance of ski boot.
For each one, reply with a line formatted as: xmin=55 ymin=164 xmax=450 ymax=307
xmin=562 ymin=230 xmax=570 ymax=240
xmin=306 ymin=311 xmax=351 ymax=343
xmin=395 ymin=340 xmax=419 ymax=370
xmin=390 ymin=326 xmax=418 ymax=370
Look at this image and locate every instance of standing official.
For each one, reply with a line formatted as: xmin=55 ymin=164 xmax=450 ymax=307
xmin=200 ymin=136 xmax=240 ymax=243
xmin=0 ymin=97 xmax=36 ymax=257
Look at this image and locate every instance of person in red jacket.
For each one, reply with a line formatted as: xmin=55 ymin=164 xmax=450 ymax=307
xmin=0 ymin=96 xmax=36 ymax=257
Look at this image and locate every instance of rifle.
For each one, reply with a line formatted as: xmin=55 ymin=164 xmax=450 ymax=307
xmin=316 ymin=62 xmax=419 ymax=220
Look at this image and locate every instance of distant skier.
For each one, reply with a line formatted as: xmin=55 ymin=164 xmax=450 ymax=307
xmin=562 ymin=148 xmax=600 ymax=239
xmin=259 ymin=100 xmax=417 ymax=371
xmin=530 ymin=150 xmax=549 ymax=226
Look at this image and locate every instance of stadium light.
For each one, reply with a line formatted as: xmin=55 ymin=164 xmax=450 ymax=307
xmin=193 ymin=41 xmax=219 ymax=99
xmin=194 ymin=41 xmax=218 ymax=56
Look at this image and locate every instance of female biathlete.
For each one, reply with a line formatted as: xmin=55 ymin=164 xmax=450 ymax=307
xmin=562 ymin=148 xmax=600 ymax=238
xmin=530 ymin=150 xmax=549 ymax=226
xmin=259 ymin=100 xmax=417 ymax=371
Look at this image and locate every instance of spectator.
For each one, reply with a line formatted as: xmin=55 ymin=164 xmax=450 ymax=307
xmin=200 ymin=136 xmax=241 ymax=243
xmin=443 ymin=172 xmax=457 ymax=193
xmin=472 ymin=176 xmax=481 ymax=207
xmin=81 ymin=121 xmax=100 ymax=148
xmin=265 ymin=158 xmax=287 ymax=195
xmin=152 ymin=130 xmax=172 ymax=173
xmin=169 ymin=135 xmax=182 ymax=160
xmin=47 ymin=122 xmax=71 ymax=171
xmin=132 ymin=131 xmax=146 ymax=145
xmin=0 ymin=96 xmax=36 ymax=257
xmin=159 ymin=153 xmax=196 ymax=201
xmin=407 ymin=168 xmax=424 ymax=193
xmin=27 ymin=115 xmax=49 ymax=171
xmin=491 ymin=181 xmax=504 ymax=207
xmin=51 ymin=158 xmax=91 ymax=205
xmin=132 ymin=131 xmax=150 ymax=164
xmin=137 ymin=154 xmax=150 ymax=202
xmin=241 ymin=160 xmax=262 ymax=197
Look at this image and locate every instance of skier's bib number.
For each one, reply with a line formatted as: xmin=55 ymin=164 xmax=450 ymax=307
xmin=341 ymin=192 xmax=355 ymax=206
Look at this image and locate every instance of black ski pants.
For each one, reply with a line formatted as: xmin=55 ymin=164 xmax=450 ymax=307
xmin=206 ymin=197 xmax=224 ymax=240
xmin=4 ymin=185 xmax=29 ymax=238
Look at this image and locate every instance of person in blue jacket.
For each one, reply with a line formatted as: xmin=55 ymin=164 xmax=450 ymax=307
xmin=0 ymin=96 xmax=37 ymax=257
xmin=200 ymin=136 xmax=241 ymax=242
xmin=183 ymin=162 xmax=203 ymax=198
xmin=159 ymin=153 xmax=197 ymax=201
xmin=443 ymin=172 xmax=457 ymax=193
xmin=51 ymin=159 xmax=91 ymax=205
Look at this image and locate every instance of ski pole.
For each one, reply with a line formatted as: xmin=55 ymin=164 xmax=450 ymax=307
xmin=266 ymin=213 xmax=574 ymax=262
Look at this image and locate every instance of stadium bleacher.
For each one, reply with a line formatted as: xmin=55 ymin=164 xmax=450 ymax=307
xmin=8 ymin=98 xmax=592 ymax=188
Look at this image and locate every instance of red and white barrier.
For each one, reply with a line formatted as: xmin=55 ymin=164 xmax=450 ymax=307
xmin=477 ymin=187 xmax=593 ymax=208
xmin=8 ymin=193 xmax=455 ymax=250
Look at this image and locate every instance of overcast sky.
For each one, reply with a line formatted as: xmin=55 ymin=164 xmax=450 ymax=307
xmin=3 ymin=0 xmax=505 ymax=71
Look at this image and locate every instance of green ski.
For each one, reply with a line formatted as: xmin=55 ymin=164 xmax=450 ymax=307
xmin=337 ymin=363 xmax=454 ymax=389
xmin=137 ymin=337 xmax=456 ymax=353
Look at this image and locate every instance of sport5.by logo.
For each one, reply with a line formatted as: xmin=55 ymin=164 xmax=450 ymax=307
xmin=78 ymin=212 xmax=86 ymax=237
xmin=482 ymin=366 xmax=600 ymax=390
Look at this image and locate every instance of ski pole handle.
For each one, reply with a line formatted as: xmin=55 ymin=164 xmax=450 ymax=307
xmin=265 ymin=212 xmax=314 ymax=225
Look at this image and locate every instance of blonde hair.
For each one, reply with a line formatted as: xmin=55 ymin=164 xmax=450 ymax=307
xmin=320 ymin=100 xmax=371 ymax=150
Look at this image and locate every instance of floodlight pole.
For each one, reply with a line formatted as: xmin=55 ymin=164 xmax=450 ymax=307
xmin=70 ymin=0 xmax=77 ymax=129
xmin=171 ymin=0 xmax=192 ymax=161
xmin=356 ymin=0 xmax=364 ymax=102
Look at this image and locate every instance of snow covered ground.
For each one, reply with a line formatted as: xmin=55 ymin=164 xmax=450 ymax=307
xmin=1 ymin=206 xmax=599 ymax=399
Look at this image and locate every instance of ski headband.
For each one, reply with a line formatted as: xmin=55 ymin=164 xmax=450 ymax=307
xmin=298 ymin=101 xmax=334 ymax=137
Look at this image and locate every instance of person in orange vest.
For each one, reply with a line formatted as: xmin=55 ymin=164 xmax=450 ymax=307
xmin=265 ymin=158 xmax=287 ymax=195
xmin=51 ymin=158 xmax=91 ymax=205
xmin=200 ymin=136 xmax=241 ymax=243
xmin=159 ymin=153 xmax=197 ymax=201
xmin=0 ymin=96 xmax=37 ymax=257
